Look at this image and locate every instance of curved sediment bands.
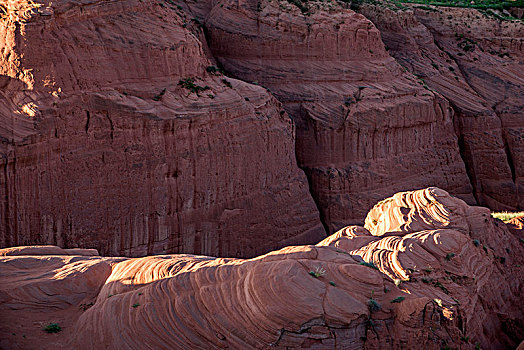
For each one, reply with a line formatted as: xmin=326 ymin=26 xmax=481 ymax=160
xmin=364 ymin=187 xmax=470 ymax=236
xmin=0 ymin=187 xmax=522 ymax=349
xmin=72 ymin=246 xmax=375 ymax=349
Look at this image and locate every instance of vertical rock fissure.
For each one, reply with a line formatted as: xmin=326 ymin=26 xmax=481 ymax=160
xmin=502 ymin=131 xmax=519 ymax=209
xmin=425 ymin=35 xmax=488 ymax=206
xmin=453 ymin=110 xmax=480 ymax=205
xmin=303 ymin=170 xmax=329 ymax=236
xmin=3 ymin=155 xmax=11 ymax=246
xmin=200 ymin=24 xmax=329 ymax=236
xmin=85 ymin=110 xmax=90 ymax=133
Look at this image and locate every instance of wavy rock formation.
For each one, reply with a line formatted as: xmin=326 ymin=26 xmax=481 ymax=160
xmin=507 ymin=215 xmax=524 ymax=237
xmin=1 ymin=188 xmax=522 ymax=349
xmin=200 ymin=0 xmax=475 ymax=231
xmin=0 ymin=0 xmax=324 ymax=257
xmin=358 ymin=3 xmax=524 ymax=211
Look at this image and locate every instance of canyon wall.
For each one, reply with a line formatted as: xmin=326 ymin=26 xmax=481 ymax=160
xmin=1 ymin=0 xmax=522 ymax=256
xmin=0 ymin=0 xmax=324 ymax=257
xmin=358 ymin=3 xmax=524 ymax=211
xmin=203 ymin=0 xmax=475 ymax=232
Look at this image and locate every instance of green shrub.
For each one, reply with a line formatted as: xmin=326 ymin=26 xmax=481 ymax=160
xmin=309 ymin=266 xmax=326 ymax=278
xmin=152 ymin=88 xmax=166 ymax=101
xmin=178 ymin=78 xmax=210 ymax=95
xmin=491 ymin=211 xmax=524 ymax=222
xmin=43 ymin=323 xmax=61 ymax=333
xmin=368 ymin=298 xmax=381 ymax=312
xmin=360 ymin=261 xmax=379 ymax=270
xmin=391 ymin=296 xmax=405 ymax=303
xmin=222 ymin=79 xmax=233 ymax=88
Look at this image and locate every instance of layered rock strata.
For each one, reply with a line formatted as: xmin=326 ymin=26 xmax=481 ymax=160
xmin=203 ymin=0 xmax=475 ymax=230
xmin=0 ymin=0 xmax=324 ymax=257
xmin=0 ymin=188 xmax=522 ymax=349
xmin=358 ymin=3 xmax=524 ymax=211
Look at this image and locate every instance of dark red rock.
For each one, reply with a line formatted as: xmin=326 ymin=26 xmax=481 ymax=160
xmin=0 ymin=0 xmax=325 ymax=257
xmin=358 ymin=4 xmax=524 ymax=211
xmin=204 ymin=0 xmax=475 ymax=231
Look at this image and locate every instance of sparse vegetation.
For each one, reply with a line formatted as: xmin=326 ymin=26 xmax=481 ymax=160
xmin=132 ymin=303 xmax=140 ymax=308
xmin=368 ymin=298 xmax=381 ymax=312
xmin=433 ymin=281 xmax=450 ymax=294
xmin=309 ymin=266 xmax=327 ymax=278
xmin=290 ymin=0 xmax=309 ymax=14
xmin=329 ymin=281 xmax=336 ymax=286
xmin=346 ymin=0 xmax=523 ymax=20
xmin=394 ymin=279 xmax=402 ymax=287
xmin=360 ymin=261 xmax=379 ymax=270
xmin=473 ymin=239 xmax=480 ymax=247
xmin=206 ymin=65 xmax=222 ymax=75
xmin=178 ymin=78 xmax=210 ymax=96
xmin=445 ymin=253 xmax=455 ymax=261
xmin=222 ymin=79 xmax=233 ymax=88
xmin=152 ymin=88 xmax=166 ymax=101
xmin=43 ymin=323 xmax=61 ymax=333
xmin=400 ymin=0 xmax=524 ymax=11
xmin=391 ymin=296 xmax=405 ymax=303
xmin=491 ymin=211 xmax=524 ymax=222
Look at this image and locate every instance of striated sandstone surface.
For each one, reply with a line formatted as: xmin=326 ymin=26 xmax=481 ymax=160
xmin=202 ymin=0 xmax=475 ymax=231
xmin=0 ymin=188 xmax=522 ymax=349
xmin=358 ymin=3 xmax=524 ymax=211
xmin=0 ymin=0 xmax=324 ymax=257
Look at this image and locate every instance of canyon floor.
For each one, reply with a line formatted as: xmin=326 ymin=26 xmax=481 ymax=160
xmin=1 ymin=187 xmax=524 ymax=349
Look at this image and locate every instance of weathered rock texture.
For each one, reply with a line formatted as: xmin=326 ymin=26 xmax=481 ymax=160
xmin=0 ymin=0 xmax=324 ymax=257
xmin=202 ymin=0 xmax=476 ymax=231
xmin=1 ymin=0 xmax=523 ymax=257
xmin=0 ymin=188 xmax=522 ymax=349
xmin=358 ymin=3 xmax=524 ymax=211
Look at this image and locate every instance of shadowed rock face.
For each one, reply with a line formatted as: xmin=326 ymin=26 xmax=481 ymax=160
xmin=357 ymin=4 xmax=524 ymax=211
xmin=203 ymin=0 xmax=475 ymax=230
xmin=1 ymin=0 xmax=523 ymax=259
xmin=0 ymin=0 xmax=324 ymax=257
xmin=0 ymin=188 xmax=522 ymax=349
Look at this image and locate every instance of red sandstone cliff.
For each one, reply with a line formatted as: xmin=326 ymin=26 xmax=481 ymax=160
xmin=201 ymin=0 xmax=476 ymax=231
xmin=357 ymin=3 xmax=524 ymax=211
xmin=0 ymin=188 xmax=522 ymax=349
xmin=1 ymin=0 xmax=523 ymax=258
xmin=0 ymin=0 xmax=325 ymax=257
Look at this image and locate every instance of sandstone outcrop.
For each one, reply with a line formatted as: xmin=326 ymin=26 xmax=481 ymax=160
xmin=202 ymin=0 xmax=476 ymax=231
xmin=1 ymin=188 xmax=522 ymax=349
xmin=357 ymin=3 xmax=524 ymax=211
xmin=1 ymin=0 xmax=523 ymax=259
xmin=0 ymin=0 xmax=324 ymax=257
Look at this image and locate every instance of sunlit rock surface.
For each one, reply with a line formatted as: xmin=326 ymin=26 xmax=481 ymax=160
xmin=1 ymin=188 xmax=522 ymax=349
